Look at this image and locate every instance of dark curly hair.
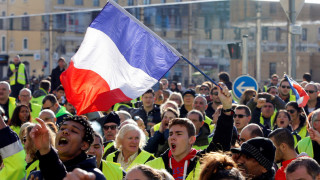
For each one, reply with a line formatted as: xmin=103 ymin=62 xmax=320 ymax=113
xmin=10 ymin=104 xmax=31 ymax=127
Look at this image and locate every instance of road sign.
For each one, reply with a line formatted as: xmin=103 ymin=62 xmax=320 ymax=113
xmin=232 ymin=75 xmax=258 ymax=99
xmin=280 ymin=0 xmax=304 ymax=23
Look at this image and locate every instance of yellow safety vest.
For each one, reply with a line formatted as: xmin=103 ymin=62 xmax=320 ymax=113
xmin=9 ymin=63 xmax=26 ymax=85
xmin=30 ymin=103 xmax=41 ymax=123
xmin=0 ymin=149 xmax=26 ymax=180
xmin=260 ymin=111 xmax=276 ymax=129
xmin=102 ymin=141 xmax=115 ymax=159
xmin=106 ymin=150 xmax=154 ymax=172
xmin=9 ymin=126 xmax=20 ymax=136
xmin=204 ymin=116 xmax=215 ymax=133
xmin=193 ymin=137 xmax=212 ymax=151
xmin=101 ymin=160 xmax=123 ymax=180
xmin=297 ymin=137 xmax=313 ymax=158
xmin=8 ymin=97 xmax=16 ymax=120
xmin=26 ymin=160 xmax=39 ymax=179
xmin=297 ymin=124 xmax=308 ymax=139
xmin=146 ymin=157 xmax=201 ymax=180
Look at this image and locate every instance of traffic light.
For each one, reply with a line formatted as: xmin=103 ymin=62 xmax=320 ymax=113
xmin=227 ymin=43 xmax=241 ymax=59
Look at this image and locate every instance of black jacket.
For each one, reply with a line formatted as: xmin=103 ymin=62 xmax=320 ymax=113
xmin=51 ymin=66 xmax=65 ymax=92
xmin=29 ymin=148 xmax=105 ymax=180
xmin=252 ymin=168 xmax=275 ymax=180
xmin=130 ymin=105 xmax=161 ymax=130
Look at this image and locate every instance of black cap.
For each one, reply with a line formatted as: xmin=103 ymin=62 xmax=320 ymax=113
xmin=183 ymin=89 xmax=196 ymax=98
xmin=100 ymin=111 xmax=120 ymax=126
xmin=231 ymin=137 xmax=275 ymax=170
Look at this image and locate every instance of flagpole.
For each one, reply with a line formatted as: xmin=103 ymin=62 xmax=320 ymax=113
xmin=302 ymin=107 xmax=311 ymax=129
xmin=181 ymin=56 xmax=222 ymax=89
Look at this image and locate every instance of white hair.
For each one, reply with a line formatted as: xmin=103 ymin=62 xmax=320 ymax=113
xmin=39 ymin=109 xmax=55 ymax=118
xmin=114 ymin=124 xmax=146 ymax=150
xmin=116 ymin=110 xmax=132 ymax=120
xmin=19 ymin=88 xmax=31 ymax=96
xmin=0 ymin=81 xmax=11 ymax=91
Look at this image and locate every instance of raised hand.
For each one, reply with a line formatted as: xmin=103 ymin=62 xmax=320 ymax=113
xmin=30 ymin=118 xmax=51 ymax=155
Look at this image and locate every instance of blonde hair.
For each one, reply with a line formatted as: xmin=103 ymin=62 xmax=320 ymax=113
xmin=114 ymin=124 xmax=146 ymax=150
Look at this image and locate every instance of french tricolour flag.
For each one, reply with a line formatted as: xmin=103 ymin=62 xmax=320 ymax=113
xmin=60 ymin=0 xmax=181 ymax=115
xmin=285 ymin=75 xmax=309 ymax=107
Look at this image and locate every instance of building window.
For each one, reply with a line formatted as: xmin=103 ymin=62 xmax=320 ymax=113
xmin=93 ymin=0 xmax=99 ymax=6
xmin=143 ymin=0 xmax=150 ymax=4
xmin=205 ymin=49 xmax=212 ymax=57
xmin=75 ymin=0 xmax=83 ymax=5
xmin=275 ymin=27 xmax=281 ymax=41
xmin=22 ymin=12 xmax=30 ymax=30
xmin=23 ymin=38 xmax=28 ymax=50
xmin=269 ymin=3 xmax=277 ymax=14
xmin=161 ymin=0 xmax=165 ymax=3
xmin=127 ymin=0 xmax=133 ymax=5
xmin=262 ymin=27 xmax=268 ymax=41
xmin=57 ymin=0 xmax=64 ymax=4
xmin=1 ymin=36 xmax=5 ymax=51
xmin=302 ymin=28 xmax=307 ymax=41
xmin=234 ymin=28 xmax=241 ymax=40
xmin=269 ymin=62 xmax=276 ymax=77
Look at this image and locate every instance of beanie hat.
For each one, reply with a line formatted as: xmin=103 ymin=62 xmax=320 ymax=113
xmin=100 ymin=111 xmax=120 ymax=126
xmin=231 ymin=137 xmax=275 ymax=170
xmin=183 ymin=89 xmax=196 ymax=98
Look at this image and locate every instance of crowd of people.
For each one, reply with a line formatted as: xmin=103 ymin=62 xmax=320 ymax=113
xmin=0 ymin=56 xmax=320 ymax=180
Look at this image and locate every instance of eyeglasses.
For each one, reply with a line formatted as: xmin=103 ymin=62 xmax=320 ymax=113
xmin=281 ymin=86 xmax=291 ymax=89
xmin=200 ymin=88 xmax=209 ymax=91
xmin=211 ymin=92 xmax=218 ymax=96
xmin=234 ymin=114 xmax=247 ymax=118
xmin=305 ymin=90 xmax=316 ymax=94
xmin=42 ymin=104 xmax=55 ymax=110
xmin=263 ymin=105 xmax=273 ymax=108
xmin=103 ymin=125 xmax=117 ymax=130
xmin=287 ymin=109 xmax=296 ymax=114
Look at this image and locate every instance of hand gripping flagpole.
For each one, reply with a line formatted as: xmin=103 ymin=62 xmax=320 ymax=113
xmin=181 ymin=56 xmax=222 ymax=90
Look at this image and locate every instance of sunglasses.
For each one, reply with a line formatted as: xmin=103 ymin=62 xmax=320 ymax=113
xmin=211 ymin=92 xmax=219 ymax=96
xmin=287 ymin=109 xmax=296 ymax=114
xmin=234 ymin=114 xmax=247 ymax=118
xmin=281 ymin=86 xmax=291 ymax=89
xmin=305 ymin=90 xmax=316 ymax=94
xmin=103 ymin=125 xmax=117 ymax=130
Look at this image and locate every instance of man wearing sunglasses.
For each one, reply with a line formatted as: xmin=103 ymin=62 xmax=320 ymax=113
xmin=304 ymin=83 xmax=320 ymax=115
xmin=99 ymin=112 xmax=120 ymax=159
xmin=206 ymin=86 xmax=221 ymax=119
xmin=278 ymin=78 xmax=296 ymax=103
xmin=42 ymin=94 xmax=71 ymax=125
xmin=234 ymin=105 xmax=251 ymax=135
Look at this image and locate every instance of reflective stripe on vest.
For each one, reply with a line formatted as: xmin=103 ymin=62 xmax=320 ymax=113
xmin=107 ymin=150 xmax=154 ymax=172
xmin=153 ymin=122 xmax=161 ymax=132
xmin=113 ymin=103 xmax=132 ymax=111
xmin=9 ymin=63 xmax=26 ymax=85
xmin=101 ymin=160 xmax=123 ymax=180
xmin=297 ymin=137 xmax=313 ymax=158
xmin=26 ymin=160 xmax=39 ymax=179
xmin=259 ymin=111 xmax=276 ymax=129
xmin=193 ymin=137 xmax=212 ymax=151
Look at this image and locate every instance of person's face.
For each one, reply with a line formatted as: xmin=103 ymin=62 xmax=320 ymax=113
xmin=187 ymin=113 xmax=204 ymax=134
xmin=58 ymin=60 xmax=65 ymax=68
xmin=279 ymin=81 xmax=291 ymax=96
xmin=87 ymin=136 xmax=103 ymax=167
xmin=142 ymin=93 xmax=154 ymax=108
xmin=199 ymin=86 xmax=210 ymax=95
xmin=305 ymin=84 xmax=318 ymax=101
xmin=183 ymin=94 xmax=195 ymax=106
xmin=268 ymin=88 xmax=278 ymax=96
xmin=211 ymin=89 xmax=221 ymax=103
xmin=168 ymin=125 xmax=195 ymax=161
xmin=192 ymin=97 xmax=207 ymax=113
xmin=261 ymin=102 xmax=274 ymax=118
xmin=169 ymin=94 xmax=181 ymax=106
xmin=56 ymin=121 xmax=88 ymax=161
xmin=161 ymin=79 xmax=168 ymax=89
xmin=39 ymin=112 xmax=55 ymax=123
xmin=286 ymin=166 xmax=319 ymax=180
xmin=170 ymin=83 xmax=176 ymax=90
xmin=161 ymin=111 xmax=176 ymax=130
xmin=121 ymin=130 xmax=140 ymax=155
xmin=65 ymin=102 xmax=76 ymax=115
xmin=56 ymin=90 xmax=65 ymax=99
xmin=269 ymin=137 xmax=284 ymax=164
xmin=19 ymin=90 xmax=31 ymax=104
xmin=125 ymin=169 xmax=149 ymax=180
xmin=239 ymin=128 xmax=251 ymax=145
xmin=212 ymin=108 xmax=221 ymax=124
xmin=236 ymin=153 xmax=266 ymax=178
xmin=42 ymin=100 xmax=58 ymax=112
xmin=0 ymin=84 xmax=10 ymax=100
xmin=271 ymin=77 xmax=278 ymax=85
xmin=276 ymin=112 xmax=290 ymax=128
xmin=313 ymin=113 xmax=320 ymax=133
xmin=103 ymin=122 xmax=118 ymax=141
xmin=13 ymin=57 xmax=20 ymax=64
xmin=136 ymin=119 xmax=146 ymax=130
xmin=234 ymin=109 xmax=251 ymax=132
xmin=19 ymin=106 xmax=30 ymax=123
xmin=286 ymin=106 xmax=299 ymax=121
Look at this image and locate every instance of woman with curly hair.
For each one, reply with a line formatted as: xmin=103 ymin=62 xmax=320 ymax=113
xmin=9 ymin=104 xmax=32 ymax=135
xmin=200 ymin=152 xmax=244 ymax=180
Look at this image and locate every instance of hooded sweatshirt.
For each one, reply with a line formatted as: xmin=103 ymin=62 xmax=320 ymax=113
xmin=168 ymin=148 xmax=197 ymax=180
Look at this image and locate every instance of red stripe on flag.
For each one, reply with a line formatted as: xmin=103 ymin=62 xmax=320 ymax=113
xmin=60 ymin=61 xmax=131 ymax=115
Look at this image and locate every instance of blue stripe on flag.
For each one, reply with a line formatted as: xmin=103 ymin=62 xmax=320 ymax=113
xmin=89 ymin=2 xmax=180 ymax=80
